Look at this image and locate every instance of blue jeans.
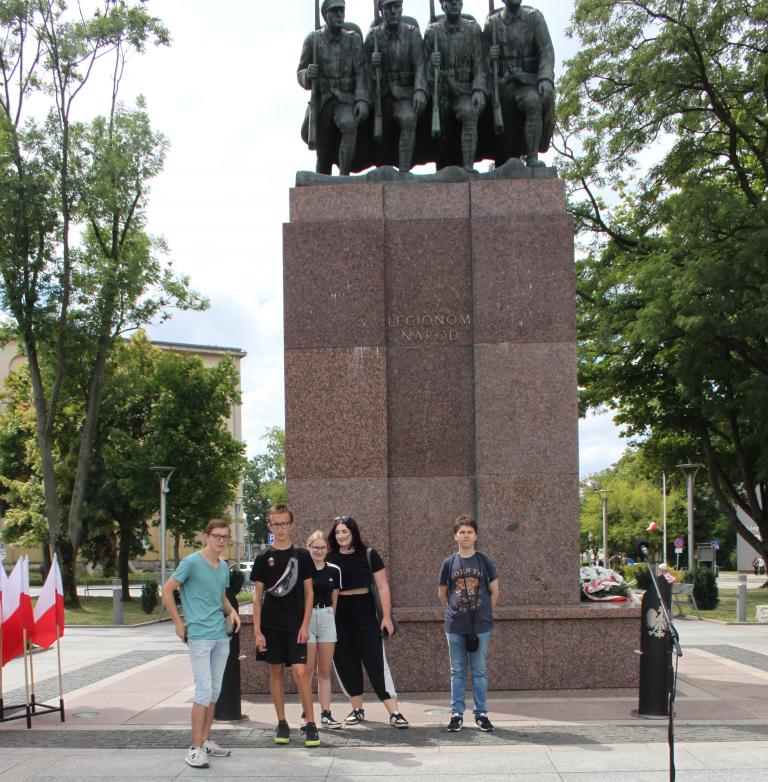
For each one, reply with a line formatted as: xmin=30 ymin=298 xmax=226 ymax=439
xmin=446 ymin=630 xmax=492 ymax=716
xmin=188 ymin=638 xmax=230 ymax=707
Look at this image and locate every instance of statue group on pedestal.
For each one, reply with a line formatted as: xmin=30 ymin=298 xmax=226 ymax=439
xmin=298 ymin=0 xmax=555 ymax=175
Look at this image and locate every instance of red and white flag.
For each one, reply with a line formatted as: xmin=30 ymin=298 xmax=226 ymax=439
xmin=1 ymin=558 xmax=25 ymax=666
xmin=31 ymin=555 xmax=65 ymax=650
xmin=21 ymin=556 xmax=34 ymax=636
xmin=646 ymin=521 xmax=660 ymax=532
xmin=0 ymin=562 xmax=7 ymax=607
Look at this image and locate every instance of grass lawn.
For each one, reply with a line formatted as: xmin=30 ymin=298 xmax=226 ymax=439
xmin=65 ymin=596 xmax=165 ymax=626
xmin=690 ymin=588 xmax=768 ymax=623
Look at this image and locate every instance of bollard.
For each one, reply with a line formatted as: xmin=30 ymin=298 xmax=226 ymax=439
xmin=112 ymin=580 xmax=123 ymax=625
xmin=736 ymin=574 xmax=747 ymax=622
xmin=215 ymin=590 xmax=244 ymax=721
xmin=638 ymin=575 xmax=673 ymax=717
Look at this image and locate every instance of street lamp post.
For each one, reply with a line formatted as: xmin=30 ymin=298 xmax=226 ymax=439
xmin=150 ymin=466 xmax=176 ymax=607
xmin=677 ymin=462 xmax=704 ymax=571
xmin=596 ymin=489 xmax=612 ymax=566
xmin=234 ymin=497 xmax=243 ymax=567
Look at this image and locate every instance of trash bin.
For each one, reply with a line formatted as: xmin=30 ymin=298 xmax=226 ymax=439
xmin=214 ymin=589 xmax=244 ymax=721
xmin=638 ymin=575 xmax=673 ymax=717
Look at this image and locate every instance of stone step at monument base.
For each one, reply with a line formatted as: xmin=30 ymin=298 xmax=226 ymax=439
xmin=239 ymin=604 xmax=640 ymax=694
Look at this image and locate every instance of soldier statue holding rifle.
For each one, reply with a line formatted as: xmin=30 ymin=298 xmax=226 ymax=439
xmin=298 ymin=0 xmax=370 ymax=176
xmin=484 ymin=0 xmax=555 ymax=167
xmin=365 ymin=0 xmax=428 ymax=172
xmin=424 ymin=0 xmax=488 ymax=172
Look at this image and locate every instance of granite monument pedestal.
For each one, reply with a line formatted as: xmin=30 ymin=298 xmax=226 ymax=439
xmin=240 ymin=173 xmax=639 ymax=695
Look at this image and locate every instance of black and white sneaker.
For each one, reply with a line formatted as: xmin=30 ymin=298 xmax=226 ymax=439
xmin=389 ymin=712 xmax=409 ymax=729
xmin=446 ymin=714 xmax=463 ymax=732
xmin=320 ymin=710 xmax=343 ymax=729
xmin=274 ymin=719 xmax=290 ymax=744
xmin=475 ymin=713 xmax=495 ymax=732
xmin=345 ymin=708 xmax=365 ymax=725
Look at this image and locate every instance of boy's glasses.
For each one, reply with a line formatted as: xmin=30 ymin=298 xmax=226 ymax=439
xmin=208 ymin=533 xmax=230 ymax=541
xmin=270 ymin=521 xmax=292 ymax=529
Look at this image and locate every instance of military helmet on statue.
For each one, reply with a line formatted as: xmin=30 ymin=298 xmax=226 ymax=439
xmin=321 ymin=0 xmax=345 ymax=17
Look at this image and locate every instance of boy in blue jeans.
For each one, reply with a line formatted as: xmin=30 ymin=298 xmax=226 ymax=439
xmin=438 ymin=514 xmax=500 ymax=732
xmin=163 ymin=521 xmax=241 ymax=768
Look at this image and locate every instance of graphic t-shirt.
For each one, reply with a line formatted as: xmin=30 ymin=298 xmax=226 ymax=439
xmin=438 ymin=552 xmax=497 ymax=634
xmin=251 ymin=546 xmax=314 ymax=632
xmin=326 ymin=547 xmax=384 ymax=590
xmin=311 ymin=562 xmax=342 ymax=607
xmin=172 ymin=552 xmax=229 ymax=641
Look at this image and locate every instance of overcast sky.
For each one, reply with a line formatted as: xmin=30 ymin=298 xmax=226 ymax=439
xmin=101 ymin=0 xmax=626 ymax=476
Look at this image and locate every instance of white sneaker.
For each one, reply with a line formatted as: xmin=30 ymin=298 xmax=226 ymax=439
xmin=185 ymin=746 xmax=209 ymax=768
xmin=203 ymin=738 xmax=230 ymax=757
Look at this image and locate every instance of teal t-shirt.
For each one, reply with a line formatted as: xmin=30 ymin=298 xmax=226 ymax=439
xmin=173 ymin=552 xmax=230 ymax=641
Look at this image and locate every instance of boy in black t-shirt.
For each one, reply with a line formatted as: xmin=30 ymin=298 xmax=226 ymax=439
xmin=251 ymin=504 xmax=319 ymax=747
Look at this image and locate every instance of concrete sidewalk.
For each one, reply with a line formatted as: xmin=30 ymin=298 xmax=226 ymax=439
xmin=1 ymin=619 xmax=767 ymax=780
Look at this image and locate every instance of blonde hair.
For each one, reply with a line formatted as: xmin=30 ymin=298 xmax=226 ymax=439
xmin=306 ymin=529 xmax=327 ymax=547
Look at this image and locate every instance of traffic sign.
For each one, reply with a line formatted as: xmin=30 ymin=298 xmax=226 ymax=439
xmin=674 ymin=536 xmax=684 ymax=554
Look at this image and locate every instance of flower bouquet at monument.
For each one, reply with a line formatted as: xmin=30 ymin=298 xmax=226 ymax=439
xmin=580 ymin=565 xmax=634 ymax=602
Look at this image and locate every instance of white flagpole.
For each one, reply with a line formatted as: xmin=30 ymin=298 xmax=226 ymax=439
xmin=56 ymin=623 xmax=65 ymax=721
xmin=22 ymin=629 xmax=31 ymax=729
xmin=0 ymin=615 xmax=4 ymax=720
xmin=662 ymin=473 xmax=668 ymax=563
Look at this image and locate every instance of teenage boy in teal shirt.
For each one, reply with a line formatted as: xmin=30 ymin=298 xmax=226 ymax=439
xmin=163 ymin=521 xmax=241 ymax=768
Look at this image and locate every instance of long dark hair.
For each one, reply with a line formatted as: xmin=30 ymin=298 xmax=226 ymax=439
xmin=328 ymin=516 xmax=366 ymax=553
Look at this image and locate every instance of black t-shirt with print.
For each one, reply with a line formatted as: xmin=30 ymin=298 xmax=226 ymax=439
xmin=251 ymin=545 xmax=314 ymax=632
xmin=311 ymin=562 xmax=342 ymax=607
xmin=326 ymin=547 xmax=384 ymax=591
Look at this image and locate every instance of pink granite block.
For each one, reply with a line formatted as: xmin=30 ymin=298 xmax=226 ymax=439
xmin=386 ymin=477 xmax=475 ymax=607
xmin=387 ymin=346 xmax=475 ymax=477
xmin=474 ymin=342 xmax=579 ymax=476
xmin=383 ymin=182 xmax=470 ymax=221
xmin=286 ymin=476 xmax=390 ymax=562
xmin=475 ymin=474 xmax=581 ymax=606
xmin=470 ymin=178 xmax=566 ymax=217
xmin=471 ymin=215 xmax=575 ymax=344
xmin=285 ymin=347 xmax=388 ymax=479
xmin=289 ymin=184 xmax=384 ymax=222
xmin=283 ymin=220 xmax=386 ymax=349
xmin=385 ymin=218 xmax=473 ymax=347
xmin=542 ymin=617 xmax=640 ymax=689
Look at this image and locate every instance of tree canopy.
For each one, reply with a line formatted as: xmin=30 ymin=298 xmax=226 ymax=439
xmin=558 ymin=0 xmax=768 ymax=563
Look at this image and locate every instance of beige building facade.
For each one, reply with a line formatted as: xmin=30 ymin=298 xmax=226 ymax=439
xmin=0 ymin=336 xmax=246 ymax=569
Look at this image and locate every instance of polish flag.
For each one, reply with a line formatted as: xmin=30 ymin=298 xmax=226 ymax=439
xmin=646 ymin=521 xmax=660 ymax=532
xmin=1 ymin=559 xmax=25 ymax=666
xmin=31 ymin=555 xmax=65 ymax=650
xmin=0 ymin=562 xmax=7 ymax=606
xmin=20 ymin=557 xmax=34 ymax=636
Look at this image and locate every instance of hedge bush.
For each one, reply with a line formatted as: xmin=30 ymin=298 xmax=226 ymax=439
xmin=684 ymin=566 xmax=719 ymax=610
xmin=141 ymin=581 xmax=159 ymax=614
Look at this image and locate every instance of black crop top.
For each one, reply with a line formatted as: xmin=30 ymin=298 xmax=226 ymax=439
xmin=312 ymin=562 xmax=342 ymax=607
xmin=326 ymin=547 xmax=384 ymax=591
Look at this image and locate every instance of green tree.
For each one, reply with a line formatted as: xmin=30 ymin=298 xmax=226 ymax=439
xmin=558 ymin=0 xmax=768 ymax=565
xmin=0 ymin=2 xmax=205 ymax=605
xmin=242 ymin=427 xmax=286 ymax=544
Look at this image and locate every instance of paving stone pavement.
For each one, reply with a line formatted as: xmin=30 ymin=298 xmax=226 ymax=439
xmin=688 ymin=644 xmax=768 ymax=672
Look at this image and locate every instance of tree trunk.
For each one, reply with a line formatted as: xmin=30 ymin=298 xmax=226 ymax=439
xmin=56 ymin=535 xmax=80 ymax=609
xmin=173 ymin=534 xmax=181 ymax=568
xmin=119 ymin=523 xmax=133 ymax=602
xmin=41 ymin=544 xmax=52 ymax=580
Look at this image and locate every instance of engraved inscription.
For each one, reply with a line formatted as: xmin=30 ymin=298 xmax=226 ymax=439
xmin=387 ymin=312 xmax=471 ymax=344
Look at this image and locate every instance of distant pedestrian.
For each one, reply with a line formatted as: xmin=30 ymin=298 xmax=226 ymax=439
xmin=438 ymin=514 xmax=499 ymax=733
xmin=305 ymin=530 xmax=343 ymax=730
xmin=251 ymin=504 xmax=320 ymax=747
xmin=326 ymin=515 xmax=409 ymax=728
xmin=162 ymin=521 xmax=241 ymax=769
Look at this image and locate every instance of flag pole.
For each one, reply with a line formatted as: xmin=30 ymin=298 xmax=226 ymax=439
xmin=662 ymin=472 xmax=668 ymax=563
xmin=56 ymin=624 xmax=65 ymax=721
xmin=22 ymin=629 xmax=31 ymax=729
xmin=0 ymin=617 xmax=4 ymax=720
xmin=28 ymin=635 xmax=36 ymax=714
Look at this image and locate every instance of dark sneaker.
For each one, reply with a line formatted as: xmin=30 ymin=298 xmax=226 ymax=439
xmin=184 ymin=745 xmax=209 ymax=768
xmin=447 ymin=714 xmax=463 ymax=732
xmin=389 ymin=712 xmax=409 ymax=729
xmin=274 ymin=719 xmax=290 ymax=744
xmin=304 ymin=721 xmax=320 ymax=747
xmin=475 ymin=713 xmax=495 ymax=732
xmin=320 ymin=710 xmax=343 ymax=730
xmin=345 ymin=708 xmax=365 ymax=725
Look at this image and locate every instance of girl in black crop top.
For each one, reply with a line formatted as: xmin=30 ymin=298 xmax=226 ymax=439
xmin=326 ymin=516 xmax=409 ymax=729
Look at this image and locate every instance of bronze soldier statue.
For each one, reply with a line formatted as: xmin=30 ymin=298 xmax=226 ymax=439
xmin=424 ymin=0 xmax=488 ymax=171
xmin=365 ymin=1 xmax=428 ymax=172
xmin=298 ymin=0 xmax=370 ymax=175
xmin=484 ymin=0 xmax=555 ymax=167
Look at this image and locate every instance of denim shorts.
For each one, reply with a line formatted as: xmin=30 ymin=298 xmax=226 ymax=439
xmin=188 ymin=638 xmax=230 ymax=707
xmin=308 ymin=606 xmax=337 ymax=643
